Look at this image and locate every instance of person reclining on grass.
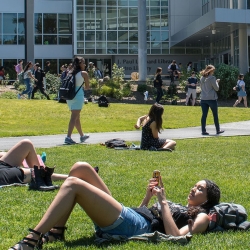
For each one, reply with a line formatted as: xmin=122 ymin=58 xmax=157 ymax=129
xmin=134 ymin=103 xmax=176 ymax=151
xmin=8 ymin=163 xmax=220 ymax=249
xmin=0 ymin=139 xmax=67 ymax=191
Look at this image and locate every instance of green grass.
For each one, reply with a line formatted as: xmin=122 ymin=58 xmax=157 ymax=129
xmin=2 ymin=136 xmax=250 ymax=249
xmin=1 ymin=100 xmax=250 ymax=249
xmin=0 ymin=99 xmax=249 ymax=137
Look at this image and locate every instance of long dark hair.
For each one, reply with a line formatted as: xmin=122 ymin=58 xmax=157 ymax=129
xmin=23 ymin=61 xmax=32 ymax=73
xmin=188 ymin=179 xmax=220 ymax=219
xmin=148 ymin=104 xmax=164 ymax=132
xmin=155 ymin=67 xmax=162 ymax=76
xmin=71 ymin=56 xmax=85 ymax=75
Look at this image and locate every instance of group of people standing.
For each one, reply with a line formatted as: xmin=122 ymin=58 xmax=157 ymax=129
xmin=16 ymin=60 xmax=50 ymax=100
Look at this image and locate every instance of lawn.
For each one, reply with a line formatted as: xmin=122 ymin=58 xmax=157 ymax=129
xmin=1 ymin=100 xmax=250 ymax=249
xmin=0 ymin=99 xmax=249 ymax=137
xmin=2 ymin=136 xmax=250 ymax=249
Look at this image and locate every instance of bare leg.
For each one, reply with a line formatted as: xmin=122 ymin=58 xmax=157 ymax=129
xmin=74 ymin=112 xmax=84 ymax=137
xmin=243 ymin=96 xmax=248 ymax=107
xmin=1 ymin=139 xmax=39 ymax=167
xmin=233 ymin=97 xmax=242 ymax=107
xmin=15 ymin=177 xmax=122 ymax=247
xmin=162 ymin=139 xmax=176 ymax=150
xmin=67 ymin=110 xmax=83 ymax=138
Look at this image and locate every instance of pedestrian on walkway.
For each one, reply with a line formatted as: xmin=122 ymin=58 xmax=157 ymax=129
xmin=185 ymin=71 xmax=198 ymax=106
xmin=233 ymin=74 xmax=247 ymax=108
xmin=31 ymin=63 xmax=50 ymax=100
xmin=64 ymin=56 xmax=90 ymax=145
xmin=134 ymin=103 xmax=176 ymax=151
xmin=200 ymin=65 xmax=224 ymax=135
xmin=154 ymin=67 xmax=163 ymax=104
xmin=14 ymin=59 xmax=23 ymax=79
xmin=18 ymin=61 xmax=38 ymax=99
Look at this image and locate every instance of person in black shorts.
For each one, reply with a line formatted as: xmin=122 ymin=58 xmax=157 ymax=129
xmin=0 ymin=139 xmax=67 ymax=190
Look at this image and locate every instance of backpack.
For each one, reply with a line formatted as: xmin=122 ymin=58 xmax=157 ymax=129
xmin=207 ymin=202 xmax=250 ymax=232
xmin=235 ymin=81 xmax=241 ymax=92
xmin=18 ymin=72 xmax=24 ymax=83
xmin=105 ymin=138 xmax=127 ymax=148
xmin=98 ymin=95 xmax=109 ymax=107
xmin=59 ymin=73 xmax=83 ymax=100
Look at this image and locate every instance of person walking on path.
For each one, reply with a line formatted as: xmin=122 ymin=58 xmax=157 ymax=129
xmin=154 ymin=67 xmax=163 ymax=104
xmin=14 ymin=59 xmax=23 ymax=79
xmin=31 ymin=63 xmax=50 ymax=100
xmin=64 ymin=57 xmax=90 ymax=145
xmin=185 ymin=71 xmax=198 ymax=106
xmin=200 ymin=65 xmax=224 ymax=135
xmin=18 ymin=61 xmax=37 ymax=99
xmin=233 ymin=74 xmax=248 ymax=108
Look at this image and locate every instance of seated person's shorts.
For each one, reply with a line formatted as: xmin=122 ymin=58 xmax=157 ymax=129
xmin=0 ymin=160 xmax=24 ymax=186
xmin=95 ymin=205 xmax=152 ymax=237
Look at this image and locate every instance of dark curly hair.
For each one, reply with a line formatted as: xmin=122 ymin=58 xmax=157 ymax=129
xmin=188 ymin=179 xmax=220 ymax=219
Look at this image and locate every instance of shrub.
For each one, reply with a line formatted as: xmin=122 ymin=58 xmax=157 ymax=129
xmin=137 ymin=84 xmax=147 ymax=93
xmin=89 ymin=78 xmax=98 ymax=88
xmin=0 ymin=91 xmax=17 ymax=99
xmin=100 ymin=85 xmax=113 ymax=96
xmin=243 ymin=72 xmax=250 ymax=96
xmin=44 ymin=72 xmax=61 ymax=95
xmin=214 ymin=64 xmax=239 ymax=99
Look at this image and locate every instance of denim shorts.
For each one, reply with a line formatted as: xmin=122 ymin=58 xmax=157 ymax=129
xmin=96 ymin=205 xmax=152 ymax=237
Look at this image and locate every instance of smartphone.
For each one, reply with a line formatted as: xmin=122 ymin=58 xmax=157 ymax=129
xmin=152 ymin=170 xmax=160 ymax=186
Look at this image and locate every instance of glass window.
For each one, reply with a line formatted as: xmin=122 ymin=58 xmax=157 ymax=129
xmin=150 ymin=0 xmax=161 ymax=7
xmin=3 ymin=13 xmax=17 ymax=34
xmin=18 ymin=35 xmax=25 ymax=45
xmin=77 ymin=0 xmax=84 ymax=5
xmin=85 ymin=31 xmax=95 ymax=41
xmin=161 ymin=8 xmax=168 ymax=28
xmin=162 ymin=42 xmax=169 ymax=54
xmin=118 ymin=0 xmax=128 ymax=6
xmin=3 ymin=59 xmax=17 ymax=80
xmin=107 ymin=42 xmax=117 ymax=54
xmin=96 ymin=42 xmax=106 ymax=53
xmin=118 ymin=31 xmax=128 ymax=41
xmin=35 ymin=35 xmax=42 ymax=44
xmin=59 ymin=35 xmax=72 ymax=44
xmin=96 ymin=31 xmax=106 ymax=41
xmin=118 ymin=8 xmax=128 ymax=30
xmin=3 ymin=35 xmax=17 ymax=44
xmin=107 ymin=7 xmax=117 ymax=30
xmin=129 ymin=43 xmax=138 ymax=54
xmin=77 ymin=49 xmax=85 ymax=54
xmin=43 ymin=59 xmax=57 ymax=74
xmin=129 ymin=0 xmax=137 ymax=6
xmin=161 ymin=31 xmax=168 ymax=41
xmin=129 ymin=8 xmax=138 ymax=30
xmin=43 ymin=14 xmax=57 ymax=34
xmin=128 ymin=31 xmax=137 ymax=41
xmin=35 ymin=13 xmax=42 ymax=34
xmin=108 ymin=31 xmax=117 ymax=41
xmin=18 ymin=13 xmax=25 ymax=34
xmin=118 ymin=42 xmax=128 ymax=54
xmin=43 ymin=35 xmax=57 ymax=45
xmin=85 ymin=7 xmax=95 ymax=30
xmin=58 ymin=14 xmax=72 ymax=34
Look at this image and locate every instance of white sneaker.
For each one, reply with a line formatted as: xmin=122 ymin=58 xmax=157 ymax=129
xmin=80 ymin=135 xmax=89 ymax=143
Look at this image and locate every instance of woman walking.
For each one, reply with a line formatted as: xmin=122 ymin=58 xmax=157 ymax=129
xmin=64 ymin=56 xmax=90 ymax=144
xmin=200 ymin=65 xmax=224 ymax=135
xmin=233 ymin=74 xmax=247 ymax=108
xmin=18 ymin=61 xmax=37 ymax=99
xmin=154 ymin=67 xmax=163 ymax=104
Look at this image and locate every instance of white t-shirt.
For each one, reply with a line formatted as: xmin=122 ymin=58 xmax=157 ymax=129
xmin=24 ymin=70 xmax=32 ymax=79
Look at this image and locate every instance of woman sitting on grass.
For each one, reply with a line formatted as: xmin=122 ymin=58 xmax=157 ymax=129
xmin=0 ymin=139 xmax=67 ymax=191
xmin=134 ymin=103 xmax=176 ymax=151
xmin=9 ymin=162 xmax=220 ymax=250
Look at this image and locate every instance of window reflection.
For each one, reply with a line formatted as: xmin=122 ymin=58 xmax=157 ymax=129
xmin=59 ymin=14 xmax=72 ymax=34
xmin=43 ymin=14 xmax=57 ymax=34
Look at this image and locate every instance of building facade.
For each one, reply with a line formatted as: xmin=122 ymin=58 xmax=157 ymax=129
xmin=0 ymin=0 xmax=249 ymax=79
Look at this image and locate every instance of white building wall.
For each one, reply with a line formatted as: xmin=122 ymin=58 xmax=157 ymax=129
xmin=34 ymin=0 xmax=72 ymax=13
xmin=0 ymin=0 xmax=24 ymax=12
xmin=169 ymin=0 xmax=202 ymax=36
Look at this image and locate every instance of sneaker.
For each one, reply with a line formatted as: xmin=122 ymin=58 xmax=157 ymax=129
xmin=17 ymin=94 xmax=21 ymax=99
xmin=80 ymin=134 xmax=89 ymax=143
xmin=216 ymin=130 xmax=225 ymax=135
xmin=202 ymin=132 xmax=209 ymax=135
xmin=64 ymin=137 xmax=76 ymax=145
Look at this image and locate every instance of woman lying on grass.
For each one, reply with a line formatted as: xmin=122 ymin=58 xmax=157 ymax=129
xmin=9 ymin=163 xmax=220 ymax=250
xmin=0 ymin=139 xmax=67 ymax=191
xmin=134 ymin=103 xmax=176 ymax=152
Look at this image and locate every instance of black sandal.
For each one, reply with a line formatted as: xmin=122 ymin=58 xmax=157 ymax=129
xmin=9 ymin=228 xmax=44 ymax=250
xmin=43 ymin=226 xmax=67 ymax=243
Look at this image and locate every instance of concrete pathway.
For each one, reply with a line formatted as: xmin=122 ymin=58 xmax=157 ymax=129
xmin=0 ymin=121 xmax=249 ymax=151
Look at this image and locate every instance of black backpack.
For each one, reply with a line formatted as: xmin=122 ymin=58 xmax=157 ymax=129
xmin=59 ymin=73 xmax=83 ymax=100
xmin=105 ymin=138 xmax=127 ymax=148
xmin=207 ymin=203 xmax=250 ymax=232
xmin=98 ymin=95 xmax=109 ymax=107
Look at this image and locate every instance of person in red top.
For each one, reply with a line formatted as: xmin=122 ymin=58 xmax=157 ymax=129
xmin=0 ymin=66 xmax=5 ymax=81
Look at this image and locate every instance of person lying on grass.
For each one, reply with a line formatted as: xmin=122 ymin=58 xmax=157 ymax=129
xmin=9 ymin=164 xmax=220 ymax=250
xmin=134 ymin=103 xmax=176 ymax=151
xmin=0 ymin=139 xmax=67 ymax=191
